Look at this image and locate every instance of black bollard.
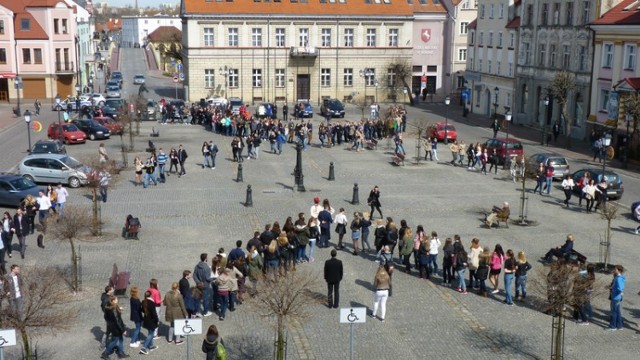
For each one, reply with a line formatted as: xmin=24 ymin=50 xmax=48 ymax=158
xmin=328 ymin=162 xmax=335 ymax=181
xmin=351 ymin=183 xmax=360 ymax=205
xmin=245 ymin=185 xmax=253 ymax=207
xmin=237 ymin=163 xmax=243 ymax=182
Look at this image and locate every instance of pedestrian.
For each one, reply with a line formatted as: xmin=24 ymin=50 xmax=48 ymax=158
xmin=99 ymin=170 xmax=111 ymax=203
xmin=457 ymin=140 xmax=466 ymax=166
xmin=543 ymin=163 xmax=554 ymax=195
xmin=417 ymin=236 xmax=430 ymax=279
xmin=552 ymin=121 xmax=560 ymax=143
xmin=4 ymin=265 xmax=24 ymax=317
xmin=247 ymin=246 xmax=263 ymax=296
xmin=561 ymin=175 xmax=574 ymax=207
xmin=476 ymin=248 xmax=491 ymax=296
xmin=276 ymin=131 xmax=286 ymax=154
xmin=317 ymin=200 xmax=334 ymax=248
xmin=594 ymin=177 xmax=608 ymax=211
xmin=583 ymin=179 xmax=597 ymax=214
xmin=515 ymin=251 xmax=532 ymax=302
xmin=488 ymin=149 xmax=499 ymax=174
xmin=129 ymin=287 xmax=143 ymax=348
xmin=100 ymin=296 xmax=130 ymax=359
xmin=164 ymin=282 xmax=187 ymax=343
xmin=490 ymin=119 xmax=500 ymax=138
xmin=454 ymin=241 xmax=468 ymax=294
xmin=449 ymin=141 xmax=459 ymax=166
xmin=156 ymin=148 xmax=167 ymax=183
xmin=53 ymin=182 xmax=68 ymax=218
xmin=576 ymin=263 xmax=595 ymax=325
xmin=307 ymin=217 xmax=319 ymax=261
xmin=1 ymin=212 xmax=13 ymax=262
xmin=480 ymin=149 xmax=488 ymax=175
xmin=193 ymin=253 xmax=213 ymax=317
xmin=360 ymin=212 xmax=372 ymax=254
xmin=139 ymin=291 xmax=159 ymax=355
xmin=168 ymin=149 xmax=179 ymax=175
xmin=177 ymin=144 xmax=188 ymax=177
xmin=373 ymin=219 xmax=387 ymax=253
xmin=489 ymin=244 xmax=505 ymax=294
xmin=324 ymin=249 xmax=343 ymax=308
xmin=400 ymin=227 xmax=414 ymax=273
xmin=282 ymin=103 xmax=289 ymax=122
xmin=427 ymin=231 xmax=441 ymax=276
xmin=367 ymin=186 xmax=383 ymax=219
xmin=36 ymin=190 xmax=51 ymax=233
xmin=209 ymin=141 xmax=219 ymax=169
xmin=334 ymin=208 xmax=347 ymax=250
xmin=202 ymin=324 xmax=225 ymax=360
xmin=99 ymin=143 xmax=109 ymax=164
xmin=468 ymin=238 xmax=482 ymax=289
xmin=370 ymin=266 xmax=390 ymax=322
xmin=201 ymin=141 xmax=211 ymax=168
xmin=533 ymin=163 xmax=545 ymax=194
xmin=13 ymin=208 xmax=28 ymax=259
xmin=607 ymin=265 xmax=625 ymax=331
xmin=21 ymin=195 xmax=37 ymax=234
xmin=503 ymin=249 xmax=516 ymax=305
xmin=134 ymin=157 xmax=144 ymax=186
xmin=423 ymin=137 xmax=433 ymax=161
xmin=100 ymin=286 xmax=115 ymax=349
xmin=143 ymin=157 xmax=157 ymax=188
xmin=431 ymin=137 xmax=439 ymax=161
xmin=34 ymin=99 xmax=41 ymax=115
xmin=441 ymin=237 xmax=454 ymax=286
xmin=147 ymin=279 xmax=162 ymax=338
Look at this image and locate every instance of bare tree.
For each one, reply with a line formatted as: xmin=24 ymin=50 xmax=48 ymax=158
xmin=386 ymin=59 xmax=413 ymax=106
xmin=599 ymin=203 xmax=618 ymax=271
xmin=351 ymin=95 xmax=368 ymax=120
xmin=622 ymin=94 xmax=640 ymax=161
xmin=0 ymin=266 xmax=78 ymax=359
xmin=548 ymin=71 xmax=577 ymax=149
xmin=48 ymin=206 xmax=92 ymax=291
xmin=250 ymin=269 xmax=320 ymax=360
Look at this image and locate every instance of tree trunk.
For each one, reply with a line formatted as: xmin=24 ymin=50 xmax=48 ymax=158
xmin=561 ymin=104 xmax=572 ymax=149
xmin=21 ymin=330 xmax=32 ymax=360
xmin=277 ymin=316 xmax=285 ymax=360
xmin=604 ymin=218 xmax=612 ymax=270
xmin=128 ymin=121 xmax=134 ymax=151
xmin=403 ymin=80 xmax=415 ymax=106
xmin=70 ymin=238 xmax=78 ymax=291
xmin=551 ymin=313 xmax=566 ymax=360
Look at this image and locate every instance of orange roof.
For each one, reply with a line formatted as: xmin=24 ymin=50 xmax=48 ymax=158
xmin=2 ymin=0 xmax=58 ymax=40
xmin=591 ymin=0 xmax=640 ymax=25
xmin=106 ymin=18 xmax=122 ymax=31
xmin=147 ymin=26 xmax=182 ymax=42
xmin=182 ymin=0 xmax=445 ymax=16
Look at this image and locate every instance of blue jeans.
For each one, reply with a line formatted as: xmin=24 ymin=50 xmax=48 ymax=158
xmin=143 ymin=173 xmax=157 ymax=188
xmin=456 ymin=269 xmax=466 ymax=291
xmin=228 ymin=292 xmax=237 ymax=310
xmin=504 ymin=273 xmax=514 ymax=304
xmin=609 ymin=299 xmax=623 ymax=329
xmin=545 ymin=177 xmax=553 ymax=194
xmin=218 ymin=291 xmax=228 ymax=318
xmin=515 ymin=275 xmax=527 ymax=298
xmin=57 ymin=202 xmax=65 ymax=217
xmin=361 ymin=231 xmax=371 ymax=251
xmin=203 ymin=155 xmax=211 ymax=168
xmin=277 ymin=142 xmax=283 ymax=154
xmin=158 ymin=164 xmax=166 ymax=182
xmin=297 ymin=245 xmax=307 ymax=261
xmin=308 ymin=238 xmax=316 ymax=259
xmin=142 ymin=327 xmax=155 ymax=350
xmin=320 ymin=227 xmax=330 ymax=247
xmin=579 ymin=301 xmax=592 ymax=322
xmin=427 ymin=254 xmax=438 ymax=275
xmin=104 ymin=335 xmax=124 ymax=355
xmin=202 ymin=284 xmax=212 ymax=314
xmin=131 ymin=321 xmax=142 ymax=343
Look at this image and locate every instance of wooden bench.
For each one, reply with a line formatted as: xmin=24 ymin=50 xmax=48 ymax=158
xmin=109 ymin=263 xmax=131 ymax=297
xmin=565 ymin=249 xmax=587 ymax=265
xmin=392 ymin=152 xmax=405 ymax=166
xmin=484 ymin=210 xmax=510 ymax=229
xmin=365 ymin=138 xmax=378 ymax=150
xmin=496 ymin=213 xmax=510 ymax=228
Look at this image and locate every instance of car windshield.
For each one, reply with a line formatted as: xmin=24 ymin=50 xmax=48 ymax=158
xmin=328 ymin=100 xmax=341 ymax=106
xmin=506 ymin=142 xmax=523 ymax=150
xmin=230 ymin=100 xmax=243 ymax=107
xmin=9 ymin=177 xmax=36 ymax=190
xmin=33 ymin=143 xmax=54 ymax=151
xmin=108 ymin=86 xmax=119 ymax=91
xmin=62 ymin=124 xmax=79 ymax=132
xmin=135 ymin=75 xmax=144 ymax=79
xmin=549 ymin=158 xmax=568 ymax=166
xmin=60 ymin=156 xmax=82 ymax=169
xmin=441 ymin=125 xmax=455 ymax=131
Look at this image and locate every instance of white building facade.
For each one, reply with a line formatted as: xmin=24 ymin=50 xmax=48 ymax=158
xmin=121 ymin=15 xmax=181 ymax=48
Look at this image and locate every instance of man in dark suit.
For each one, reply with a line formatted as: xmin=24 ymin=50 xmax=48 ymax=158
xmin=177 ymin=144 xmax=188 ymax=177
xmin=13 ymin=208 xmax=29 ymax=260
xmin=324 ymin=249 xmax=343 ymax=308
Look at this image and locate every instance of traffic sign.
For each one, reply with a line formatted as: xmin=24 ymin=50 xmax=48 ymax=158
xmin=173 ymin=75 xmax=179 ymax=83
xmin=340 ymin=307 xmax=366 ymax=324
xmin=179 ymin=73 xmax=185 ymax=81
xmin=177 ymin=63 xmax=183 ymax=71
xmin=174 ymin=318 xmax=203 ymax=336
xmin=0 ymin=329 xmax=17 ymax=347
xmin=32 ymin=120 xmax=43 ymax=132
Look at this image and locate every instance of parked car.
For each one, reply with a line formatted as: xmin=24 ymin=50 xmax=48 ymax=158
xmin=51 ymin=98 xmax=92 ymax=111
xmin=631 ymin=201 xmax=640 ymax=221
xmin=255 ymin=103 xmax=277 ymax=119
xmin=427 ymin=122 xmax=458 ymax=142
xmin=82 ymin=93 xmax=106 ymax=106
xmin=19 ymin=154 xmax=90 ymax=188
xmin=101 ymin=105 xmax=120 ymax=120
xmin=106 ymin=85 xmax=121 ymax=98
xmin=525 ymin=153 xmax=570 ymax=180
xmin=0 ymin=174 xmax=43 ymax=207
xmin=31 ymin=139 xmax=67 ymax=154
xmin=47 ymin=123 xmax=86 ymax=144
xmin=206 ymin=97 xmax=228 ymax=107
xmin=143 ymin=100 xmax=158 ymax=121
xmin=482 ymin=138 xmax=524 ymax=164
xmin=571 ymin=169 xmax=624 ymax=200
xmin=133 ymin=74 xmax=145 ymax=85
xmin=320 ymin=99 xmax=345 ymax=118
xmin=95 ymin=116 xmax=124 ymax=135
xmin=111 ymin=71 xmax=123 ymax=86
xmin=71 ymin=119 xmax=111 ymax=140
xmin=228 ymin=97 xmax=244 ymax=115
xmin=294 ymin=101 xmax=314 ymax=118
xmin=106 ymin=80 xmax=120 ymax=90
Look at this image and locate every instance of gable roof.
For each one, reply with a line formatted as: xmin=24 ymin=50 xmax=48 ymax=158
xmin=147 ymin=26 xmax=182 ymax=42
xmin=591 ymin=0 xmax=640 ymax=25
xmin=614 ymin=77 xmax=640 ymax=91
xmin=2 ymin=0 xmax=60 ymax=40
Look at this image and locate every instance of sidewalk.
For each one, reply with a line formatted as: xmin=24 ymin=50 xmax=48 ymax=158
xmin=0 ymin=103 xmax=23 ymax=133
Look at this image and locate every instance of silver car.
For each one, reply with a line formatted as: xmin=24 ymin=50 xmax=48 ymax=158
xmin=133 ymin=74 xmax=146 ymax=85
xmin=106 ymin=85 xmax=121 ymax=98
xmin=526 ymin=153 xmax=570 ymax=180
xmin=19 ymin=154 xmax=90 ymax=188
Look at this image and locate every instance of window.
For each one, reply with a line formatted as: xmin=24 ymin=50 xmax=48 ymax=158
xmin=252 ymin=28 xmax=262 ymax=47
xmin=582 ymin=1 xmax=591 ymax=24
xmin=62 ymin=19 xmax=68 ymax=34
xmin=20 ymin=19 xmax=29 ymax=31
xmin=487 ymin=60 xmax=492 ymax=73
xmin=600 ymin=89 xmax=610 ymax=112
xmin=22 ymin=48 xmax=31 ymax=64
xmin=478 ymin=59 xmax=483 ymax=72
xmin=387 ymin=68 xmax=396 ymax=87
xmin=461 ymin=1 xmax=470 ymax=9
xmin=566 ymin=2 xmax=574 ymax=25
xmin=553 ymin=3 xmax=560 ymax=25
xmin=252 ymin=69 xmax=262 ymax=87
xmin=364 ymin=68 xmax=376 ymax=86
xmin=228 ymin=28 xmax=238 ymax=47
xmin=550 ymin=44 xmax=557 ymax=67
xmin=229 ymin=69 xmax=239 ymax=87
xmin=460 ymin=22 xmax=469 ymax=35
xmin=539 ymin=44 xmax=546 ymax=66
xmin=33 ymin=49 xmax=42 ymax=64
xmin=299 ymin=28 xmax=309 ymax=46
xmin=321 ymin=68 xmax=331 ymax=87
xmin=506 ymin=93 xmax=511 ymax=107
xmin=490 ymin=4 xmax=494 ymax=18
xmin=0 ymin=49 xmax=6 ymax=64
xmin=0 ymin=20 xmax=4 ymax=34
xmin=276 ymin=28 xmax=286 ymax=47
xmin=458 ymin=48 xmax=467 ymax=61
xmin=499 ymin=3 xmax=504 ymax=18
xmin=470 ymin=31 xmax=475 ymax=45
xmin=427 ymin=65 xmax=437 ymax=72
xmin=602 ymin=43 xmax=613 ymax=68
xmin=344 ymin=68 xmax=353 ymax=86
xmin=321 ymin=29 xmax=331 ymax=47
xmin=498 ymin=32 xmax=503 ymax=47
xmin=578 ymin=46 xmax=587 ymax=71
xmin=204 ymin=28 xmax=215 ymax=47
xmin=496 ymin=61 xmax=501 ymax=75
xmin=479 ymin=32 xmax=483 ymax=45
xmin=509 ymin=32 xmax=515 ymax=48
xmin=563 ymin=45 xmax=571 ymax=68
xmin=526 ymin=5 xmax=533 ymax=26
xmin=468 ymin=57 xmax=474 ymax=70
xmin=523 ymin=42 xmax=531 ymax=65
xmin=205 ymin=69 xmax=215 ymax=88
xmin=275 ymin=68 xmax=285 ymax=87
xmin=508 ymin=61 xmax=513 ymax=76
xmin=488 ymin=32 xmax=493 ymax=47
xmin=54 ymin=19 xmax=59 ymax=34
xmin=366 ymin=29 xmax=376 ymax=47
xmin=480 ymin=4 xmax=485 ymax=18
xmin=344 ymin=28 xmax=354 ymax=47
xmin=388 ymin=29 xmax=398 ymax=47
xmin=625 ymin=44 xmax=637 ymax=70
xmin=541 ymin=3 xmax=549 ymax=25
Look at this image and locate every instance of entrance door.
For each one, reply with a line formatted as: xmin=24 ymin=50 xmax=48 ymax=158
xmin=0 ymin=79 xmax=8 ymax=102
xmin=296 ymin=74 xmax=310 ymax=100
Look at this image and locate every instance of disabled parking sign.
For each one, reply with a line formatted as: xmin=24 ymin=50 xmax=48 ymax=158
xmin=174 ymin=318 xmax=203 ymax=336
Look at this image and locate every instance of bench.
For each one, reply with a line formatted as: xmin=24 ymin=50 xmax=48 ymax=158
xmin=365 ymin=138 xmax=378 ymax=150
xmin=109 ymin=263 xmax=131 ymax=297
xmin=392 ymin=152 xmax=405 ymax=166
xmin=484 ymin=209 xmax=510 ymax=229
xmin=565 ymin=249 xmax=587 ymax=265
xmin=496 ymin=213 xmax=509 ymax=228
xmin=146 ymin=140 xmax=156 ymax=153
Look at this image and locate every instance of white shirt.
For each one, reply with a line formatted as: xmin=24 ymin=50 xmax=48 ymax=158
xmin=310 ymin=204 xmax=322 ymax=219
xmin=37 ymin=195 xmax=51 ymax=211
xmin=561 ymin=178 xmax=574 ymax=189
xmin=12 ymin=274 xmax=21 ymax=299
xmin=335 ymin=213 xmax=348 ymax=225
xmin=429 ymin=237 xmax=441 ymax=255
xmin=55 ymin=187 xmax=68 ymax=204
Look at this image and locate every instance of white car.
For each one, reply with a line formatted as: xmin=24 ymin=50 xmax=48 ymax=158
xmin=206 ymin=97 xmax=228 ymax=107
xmin=133 ymin=74 xmax=146 ymax=85
xmin=82 ymin=93 xmax=106 ymax=106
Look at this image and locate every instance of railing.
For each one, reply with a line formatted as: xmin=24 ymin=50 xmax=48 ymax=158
xmin=55 ymin=61 xmax=74 ymax=72
xmin=289 ymin=46 xmax=318 ymax=57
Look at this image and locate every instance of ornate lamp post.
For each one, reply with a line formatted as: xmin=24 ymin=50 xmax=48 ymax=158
xmin=24 ymin=109 xmax=32 ymax=154
xmin=374 ymin=79 xmax=379 ymax=104
xmin=402 ymin=87 xmax=408 ymax=109
xmin=624 ymin=113 xmax=631 ymax=169
xmin=294 ymin=143 xmax=306 ymax=192
xmin=493 ymin=87 xmax=499 ymax=120
xmin=503 ymin=111 xmax=512 ymax=169
xmin=55 ymin=95 xmax=63 ymax=142
xmin=602 ymin=133 xmax=612 ymax=175
xmin=542 ymin=96 xmax=550 ymax=145
xmin=444 ymin=96 xmax=451 ymax=144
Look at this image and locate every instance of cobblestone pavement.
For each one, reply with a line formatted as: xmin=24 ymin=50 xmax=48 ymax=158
xmin=1 ymin=116 xmax=639 ymax=360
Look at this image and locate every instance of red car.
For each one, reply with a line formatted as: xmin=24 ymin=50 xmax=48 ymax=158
xmin=95 ymin=116 xmax=124 ymax=135
xmin=428 ymin=122 xmax=457 ymax=142
xmin=47 ymin=123 xmax=87 ymax=144
xmin=483 ymin=138 xmax=524 ymax=164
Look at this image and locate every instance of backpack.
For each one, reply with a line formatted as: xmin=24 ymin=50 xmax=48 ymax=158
xmin=216 ymin=341 xmax=227 ymax=360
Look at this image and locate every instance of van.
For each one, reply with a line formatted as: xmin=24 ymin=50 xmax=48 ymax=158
xmin=482 ymin=138 xmax=524 ymax=164
xmin=228 ymin=97 xmax=243 ymax=115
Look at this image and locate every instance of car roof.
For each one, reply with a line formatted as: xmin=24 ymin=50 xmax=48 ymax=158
xmin=22 ymin=153 xmax=69 ymax=160
xmin=0 ymin=173 xmax=25 ymax=181
xmin=34 ymin=139 xmax=60 ymax=144
xmin=574 ymin=168 xmax=618 ymax=175
xmin=134 ymin=74 xmax=144 ymax=77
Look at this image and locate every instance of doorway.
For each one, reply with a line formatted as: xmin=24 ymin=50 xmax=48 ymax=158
xmin=0 ymin=79 xmax=8 ymax=102
xmin=296 ymin=74 xmax=310 ymax=100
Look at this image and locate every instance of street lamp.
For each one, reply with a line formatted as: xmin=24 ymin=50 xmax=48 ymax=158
xmin=444 ymin=96 xmax=451 ymax=144
xmin=493 ymin=86 xmax=499 ymax=120
xmin=503 ymin=111 xmax=512 ymax=169
xmin=374 ymin=79 xmax=379 ymax=104
xmin=602 ymin=133 xmax=612 ymax=176
xmin=55 ymin=95 xmax=63 ymax=142
xmin=402 ymin=87 xmax=408 ymax=109
xmin=219 ymin=66 xmax=232 ymax=98
xmin=624 ymin=113 xmax=631 ymax=169
xmin=359 ymin=68 xmax=374 ymax=106
xmin=542 ymin=96 xmax=550 ymax=145
xmin=24 ymin=109 xmax=32 ymax=154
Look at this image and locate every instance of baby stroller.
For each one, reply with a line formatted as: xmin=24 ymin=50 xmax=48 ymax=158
xmin=122 ymin=215 xmax=141 ymax=240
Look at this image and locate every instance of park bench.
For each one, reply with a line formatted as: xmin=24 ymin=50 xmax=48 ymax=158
xmin=565 ymin=249 xmax=587 ymax=266
xmin=365 ymin=138 xmax=378 ymax=150
xmin=109 ymin=263 xmax=131 ymax=297
xmin=495 ymin=212 xmax=509 ymax=228
xmin=146 ymin=140 xmax=156 ymax=153
xmin=392 ymin=152 xmax=405 ymax=166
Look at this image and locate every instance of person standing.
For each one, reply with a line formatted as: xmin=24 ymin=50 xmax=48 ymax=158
xmin=502 ymin=249 xmax=516 ymax=305
xmin=139 ymin=291 xmax=159 ymax=355
xmin=370 ymin=266 xmax=390 ymax=322
xmin=515 ymin=251 xmax=532 ymax=302
xmin=533 ymin=163 xmax=546 ymax=195
xmin=449 ymin=141 xmax=459 ymax=166
xmin=99 ymin=143 xmax=109 ymax=164
xmin=4 ymin=265 xmax=24 ymax=316
xmin=54 ymin=183 xmax=69 ymax=218
xmin=100 ymin=286 xmax=115 ymax=349
xmin=177 ymin=144 xmax=188 ymax=177
xmin=561 ymin=175 xmax=574 ymax=207
xmin=368 ymin=186 xmax=383 ymax=219
xmin=201 ymin=141 xmax=211 ymax=169
xmin=1 ymin=212 xmax=13 ymax=261
xmin=156 ymin=148 xmax=168 ymax=183
xmin=13 ymin=208 xmax=29 ymax=259
xmin=36 ymin=190 xmax=51 ymax=231
xmin=427 ymin=231 xmax=441 ymax=276
xmin=317 ymin=202 xmax=334 ymax=248
xmin=202 ymin=325 xmax=225 ymax=360
xmin=193 ymin=254 xmax=213 ymax=317
xmin=490 ymin=119 xmax=500 ymax=138
xmin=163 ymin=282 xmax=187 ymax=344
xmin=101 ymin=296 xmax=130 ymax=359
xmin=454 ymin=242 xmax=469 ymax=294
xmin=209 ymin=141 xmax=219 ymax=169
xmin=129 ymin=287 xmax=143 ymax=348
xmin=552 ymin=121 xmax=560 ymax=143
xmin=324 ymin=249 xmax=343 ymax=309
xmin=334 ymin=208 xmax=348 ymax=250
xmin=431 ymin=137 xmax=439 ymax=161
xmin=99 ymin=170 xmax=111 ymax=203
xmin=467 ymin=238 xmax=482 ymax=289
xmin=607 ymin=265 xmax=625 ymax=331
xmin=147 ymin=279 xmax=162 ymax=338
xmin=143 ymin=157 xmax=157 ymax=188
xmin=282 ymin=103 xmax=289 ymax=122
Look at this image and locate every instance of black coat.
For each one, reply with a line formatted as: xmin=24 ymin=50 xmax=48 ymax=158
xmin=202 ymin=335 xmax=224 ymax=360
xmin=368 ymin=190 xmax=381 ymax=207
xmin=141 ymin=299 xmax=159 ymax=330
xmin=324 ymin=257 xmax=343 ymax=284
xmin=177 ymin=148 xmax=188 ymax=163
xmin=130 ymin=298 xmax=143 ymax=323
xmin=13 ymin=214 xmax=29 ymax=237
xmin=105 ymin=308 xmax=127 ymax=337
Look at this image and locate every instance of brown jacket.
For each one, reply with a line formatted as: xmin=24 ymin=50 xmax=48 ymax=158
xmin=163 ymin=289 xmax=187 ymax=323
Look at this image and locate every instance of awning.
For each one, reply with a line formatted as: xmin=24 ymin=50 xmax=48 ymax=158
xmin=0 ymin=73 xmax=16 ymax=79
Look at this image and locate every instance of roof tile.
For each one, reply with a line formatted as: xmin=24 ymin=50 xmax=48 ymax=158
xmin=147 ymin=26 xmax=182 ymax=42
xmin=591 ymin=0 xmax=640 ymax=25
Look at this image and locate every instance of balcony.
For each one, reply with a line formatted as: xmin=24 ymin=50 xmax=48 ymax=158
xmin=289 ymin=46 xmax=318 ymax=57
xmin=55 ymin=61 xmax=74 ymax=73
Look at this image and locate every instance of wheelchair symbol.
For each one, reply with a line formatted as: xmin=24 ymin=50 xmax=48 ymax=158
xmin=347 ymin=309 xmax=359 ymax=323
xmin=182 ymin=321 xmax=195 ymax=334
xmin=0 ymin=336 xmax=7 ymax=346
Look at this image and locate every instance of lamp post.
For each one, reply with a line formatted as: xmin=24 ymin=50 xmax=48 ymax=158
xmin=359 ymin=68 xmax=374 ymax=106
xmin=55 ymin=95 xmax=63 ymax=142
xmin=75 ymin=83 xmax=81 ymax=113
xmin=24 ymin=109 xmax=32 ymax=154
xmin=89 ymin=70 xmax=95 ymax=93
xmin=503 ymin=111 xmax=512 ymax=169
xmin=602 ymin=133 xmax=612 ymax=176
xmin=493 ymin=86 xmax=499 ymax=120
xmin=374 ymin=79 xmax=379 ymax=104
xmin=444 ymin=96 xmax=451 ymax=144
xmin=294 ymin=142 xmax=306 ymax=192
xmin=542 ymin=96 xmax=550 ymax=145
xmin=402 ymin=87 xmax=408 ymax=109
xmin=624 ymin=114 xmax=631 ymax=169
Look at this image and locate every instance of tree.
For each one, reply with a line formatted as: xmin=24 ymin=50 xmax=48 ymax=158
xmin=49 ymin=206 xmax=92 ymax=291
xmin=81 ymin=157 xmax=120 ymax=237
xmin=0 ymin=266 xmax=78 ymax=359
xmin=250 ymin=269 xmax=320 ymax=360
xmin=351 ymin=95 xmax=369 ymax=120
xmin=386 ymin=59 xmax=414 ymax=106
xmin=548 ymin=71 xmax=576 ymax=149
xmin=599 ymin=203 xmax=618 ymax=272
xmin=622 ymin=93 xmax=640 ymax=161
